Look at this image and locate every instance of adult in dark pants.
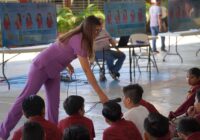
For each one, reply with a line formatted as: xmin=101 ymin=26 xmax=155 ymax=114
xmin=94 ymin=18 xmax=126 ymax=80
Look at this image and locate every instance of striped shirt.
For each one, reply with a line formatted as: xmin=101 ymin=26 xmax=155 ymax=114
xmin=94 ymin=29 xmax=112 ymax=51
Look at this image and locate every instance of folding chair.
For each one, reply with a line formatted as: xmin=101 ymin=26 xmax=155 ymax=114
xmin=129 ymin=33 xmax=159 ymax=73
xmin=91 ymin=49 xmax=107 ymax=81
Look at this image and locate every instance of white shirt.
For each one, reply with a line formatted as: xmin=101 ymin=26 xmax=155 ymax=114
xmin=149 ymin=5 xmax=162 ymax=27
xmin=123 ymin=105 xmax=149 ymax=137
xmin=94 ymin=29 xmax=112 ymax=51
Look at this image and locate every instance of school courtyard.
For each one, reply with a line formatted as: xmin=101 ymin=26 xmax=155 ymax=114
xmin=0 ymin=35 xmax=200 ymax=139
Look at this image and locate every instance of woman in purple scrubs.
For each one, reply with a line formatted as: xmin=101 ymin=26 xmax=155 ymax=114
xmin=0 ymin=15 xmax=109 ymax=140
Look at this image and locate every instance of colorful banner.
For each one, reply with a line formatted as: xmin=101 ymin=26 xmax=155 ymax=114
xmin=168 ymin=0 xmax=200 ymax=32
xmin=104 ymin=0 xmax=146 ymax=37
xmin=0 ymin=3 xmax=57 ymax=47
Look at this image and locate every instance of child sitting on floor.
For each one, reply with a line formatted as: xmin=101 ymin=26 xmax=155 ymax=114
xmin=176 ymin=117 xmax=200 ymax=140
xmin=62 ymin=124 xmax=90 ymax=140
xmin=58 ymin=95 xmax=95 ymax=140
xmin=22 ymin=121 xmax=44 ymax=140
xmin=187 ymin=90 xmax=200 ymax=122
xmin=102 ymin=101 xmax=142 ymax=140
xmin=12 ymin=95 xmax=62 ymax=140
xmin=122 ymin=84 xmax=149 ymax=137
xmin=169 ymin=67 xmax=200 ymax=120
xmin=123 ymin=84 xmax=159 ymax=113
xmin=144 ymin=112 xmax=170 ymax=140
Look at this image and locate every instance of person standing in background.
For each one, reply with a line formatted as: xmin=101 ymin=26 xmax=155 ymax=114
xmin=160 ymin=5 xmax=168 ymax=52
xmin=149 ymin=0 xmax=166 ymax=53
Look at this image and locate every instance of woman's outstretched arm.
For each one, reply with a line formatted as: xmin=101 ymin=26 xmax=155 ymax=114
xmin=78 ymin=55 xmax=109 ymax=103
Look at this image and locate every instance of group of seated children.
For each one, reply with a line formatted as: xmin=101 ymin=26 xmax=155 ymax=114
xmin=12 ymin=67 xmax=200 ymax=140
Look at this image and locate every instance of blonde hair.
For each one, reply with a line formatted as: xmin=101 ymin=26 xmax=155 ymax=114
xmin=58 ymin=15 xmax=101 ymax=59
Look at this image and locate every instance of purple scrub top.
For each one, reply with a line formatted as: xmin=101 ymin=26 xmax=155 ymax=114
xmin=33 ymin=33 xmax=88 ymax=78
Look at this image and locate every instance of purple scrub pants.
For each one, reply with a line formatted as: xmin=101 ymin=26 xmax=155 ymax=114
xmin=0 ymin=64 xmax=60 ymax=139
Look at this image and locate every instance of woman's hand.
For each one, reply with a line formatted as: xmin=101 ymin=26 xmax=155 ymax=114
xmin=67 ymin=64 xmax=74 ymax=76
xmin=77 ymin=55 xmax=109 ymax=104
xmin=168 ymin=111 xmax=176 ymax=120
xmin=187 ymin=106 xmax=195 ymax=117
xmin=99 ymin=93 xmax=109 ymax=104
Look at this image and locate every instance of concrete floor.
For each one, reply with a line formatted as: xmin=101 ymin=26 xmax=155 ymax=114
xmin=0 ymin=35 xmax=200 ymax=140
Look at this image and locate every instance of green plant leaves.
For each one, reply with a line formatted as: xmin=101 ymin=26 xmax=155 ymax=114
xmin=57 ymin=4 xmax=105 ymax=33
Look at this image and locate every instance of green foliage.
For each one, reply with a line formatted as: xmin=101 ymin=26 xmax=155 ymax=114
xmin=146 ymin=2 xmax=151 ymax=22
xmin=57 ymin=4 xmax=105 ymax=33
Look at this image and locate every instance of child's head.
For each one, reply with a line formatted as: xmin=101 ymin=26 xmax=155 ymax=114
xmin=144 ymin=112 xmax=169 ymax=140
xmin=102 ymin=101 xmax=122 ymax=123
xmin=122 ymin=84 xmax=143 ymax=108
xmin=151 ymin=0 xmax=161 ymax=5
xmin=187 ymin=67 xmax=200 ymax=86
xmin=63 ymin=95 xmax=84 ymax=116
xmin=22 ymin=95 xmax=45 ymax=118
xmin=177 ymin=117 xmax=200 ymax=139
xmin=22 ymin=121 xmax=44 ymax=140
xmin=63 ymin=124 xmax=90 ymax=140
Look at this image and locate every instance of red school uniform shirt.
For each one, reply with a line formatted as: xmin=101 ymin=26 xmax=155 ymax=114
xmin=187 ymin=132 xmax=200 ymax=140
xmin=140 ymin=99 xmax=159 ymax=113
xmin=58 ymin=114 xmax=95 ymax=140
xmin=12 ymin=116 xmax=62 ymax=140
xmin=103 ymin=118 xmax=142 ymax=140
xmin=172 ymin=83 xmax=200 ymax=117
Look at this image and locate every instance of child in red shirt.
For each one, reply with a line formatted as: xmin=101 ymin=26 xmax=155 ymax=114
xmin=187 ymin=90 xmax=200 ymax=123
xmin=63 ymin=124 xmax=90 ymax=140
xmin=12 ymin=95 xmax=62 ymax=140
xmin=102 ymin=101 xmax=142 ymax=140
xmin=22 ymin=121 xmax=44 ymax=140
xmin=169 ymin=67 xmax=200 ymax=120
xmin=144 ymin=112 xmax=171 ymax=140
xmin=58 ymin=95 xmax=95 ymax=140
xmin=176 ymin=117 xmax=200 ymax=140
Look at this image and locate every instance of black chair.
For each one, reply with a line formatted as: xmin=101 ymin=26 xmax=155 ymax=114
xmin=91 ymin=49 xmax=107 ymax=81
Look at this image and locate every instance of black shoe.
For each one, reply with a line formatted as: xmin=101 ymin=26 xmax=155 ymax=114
xmin=99 ymin=75 xmax=107 ymax=81
xmin=109 ymin=71 xmax=118 ymax=80
xmin=116 ymin=72 xmax=120 ymax=78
